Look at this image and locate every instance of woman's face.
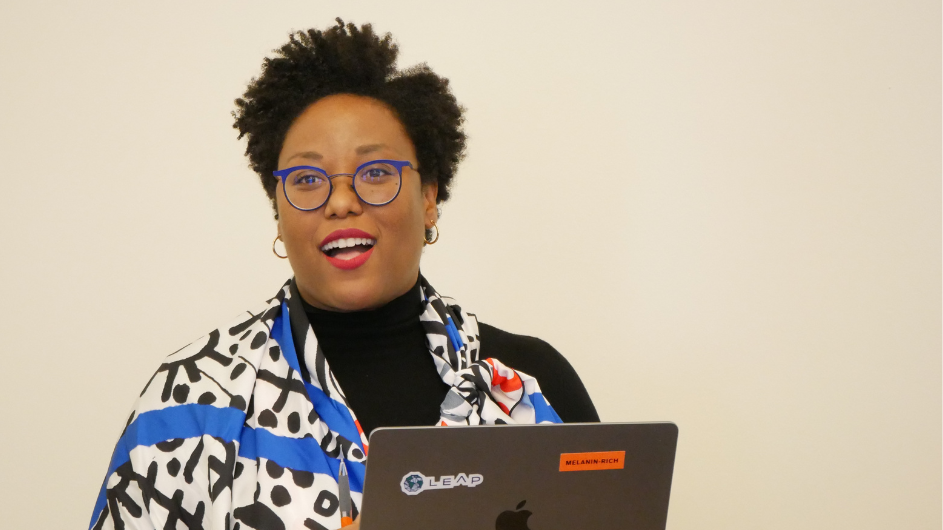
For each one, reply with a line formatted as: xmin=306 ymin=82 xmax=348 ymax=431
xmin=276 ymin=94 xmax=437 ymax=312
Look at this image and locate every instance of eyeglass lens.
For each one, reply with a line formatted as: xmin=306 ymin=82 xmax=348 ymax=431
xmin=284 ymin=161 xmax=403 ymax=210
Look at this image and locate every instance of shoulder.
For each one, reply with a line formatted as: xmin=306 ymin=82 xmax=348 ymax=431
xmin=478 ymin=322 xmax=600 ymax=423
xmin=479 ymin=322 xmax=557 ymax=354
xmin=478 ymin=323 xmax=578 ymax=379
xmin=133 ymin=290 xmax=288 ymax=422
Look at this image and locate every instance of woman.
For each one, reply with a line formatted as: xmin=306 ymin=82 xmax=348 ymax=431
xmin=90 ymin=20 xmax=597 ymax=530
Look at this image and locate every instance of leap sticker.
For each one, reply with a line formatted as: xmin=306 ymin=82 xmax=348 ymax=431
xmin=559 ymin=451 xmax=626 ymax=472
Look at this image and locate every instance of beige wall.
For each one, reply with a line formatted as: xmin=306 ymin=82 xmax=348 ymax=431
xmin=0 ymin=1 xmax=939 ymax=528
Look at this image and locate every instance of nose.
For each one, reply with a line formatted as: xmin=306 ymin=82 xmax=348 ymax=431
xmin=322 ymin=174 xmax=363 ymax=219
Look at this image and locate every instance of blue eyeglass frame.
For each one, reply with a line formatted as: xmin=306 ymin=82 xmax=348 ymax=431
xmin=272 ymin=159 xmax=414 ymax=211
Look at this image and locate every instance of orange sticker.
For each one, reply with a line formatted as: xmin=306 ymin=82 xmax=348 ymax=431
xmin=559 ymin=451 xmax=626 ymax=472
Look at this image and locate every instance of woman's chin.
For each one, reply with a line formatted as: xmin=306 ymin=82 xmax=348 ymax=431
xmin=306 ymin=279 xmax=395 ymax=312
xmin=329 ymin=294 xmax=385 ymax=312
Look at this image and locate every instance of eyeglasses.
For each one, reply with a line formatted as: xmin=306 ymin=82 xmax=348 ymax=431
xmin=273 ymin=159 xmax=414 ymax=211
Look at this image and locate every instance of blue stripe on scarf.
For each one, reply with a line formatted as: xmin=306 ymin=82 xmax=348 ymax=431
xmin=531 ymin=392 xmax=563 ymax=423
xmin=303 ymin=382 xmax=365 ymax=451
xmin=275 ymin=301 xmax=366 ymax=453
xmin=444 ymin=315 xmax=463 ymax=351
xmin=274 ymin=301 xmax=303 ymax=376
xmin=89 ymin=404 xmax=244 ymax=528
xmin=89 ymin=403 xmax=365 ymax=529
xmin=238 ymin=425 xmax=365 ymax=490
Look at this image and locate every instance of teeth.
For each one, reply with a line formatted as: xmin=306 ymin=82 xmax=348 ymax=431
xmin=320 ymin=237 xmax=376 ymax=252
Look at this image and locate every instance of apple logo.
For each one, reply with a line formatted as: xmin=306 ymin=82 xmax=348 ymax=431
xmin=495 ymin=500 xmax=532 ymax=530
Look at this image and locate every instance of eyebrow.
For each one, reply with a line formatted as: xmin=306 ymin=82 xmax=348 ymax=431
xmin=287 ymin=151 xmax=323 ymax=163
xmin=355 ymin=144 xmax=388 ymax=155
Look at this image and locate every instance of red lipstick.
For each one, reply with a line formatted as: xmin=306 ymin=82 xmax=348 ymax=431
xmin=325 ymin=247 xmax=374 ymax=270
xmin=319 ymin=228 xmax=377 ymax=271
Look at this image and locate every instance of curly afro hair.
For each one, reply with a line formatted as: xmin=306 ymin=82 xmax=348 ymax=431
xmin=233 ymin=19 xmax=466 ymax=218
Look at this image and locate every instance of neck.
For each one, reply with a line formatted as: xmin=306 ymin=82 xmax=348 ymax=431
xmin=300 ymin=276 xmax=424 ymax=332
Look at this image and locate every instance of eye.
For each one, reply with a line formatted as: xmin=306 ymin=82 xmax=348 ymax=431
xmin=289 ymin=170 xmax=327 ymax=187
xmin=358 ymin=164 xmax=396 ymax=184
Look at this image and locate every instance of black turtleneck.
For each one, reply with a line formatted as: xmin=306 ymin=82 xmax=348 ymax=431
xmin=288 ymin=279 xmax=599 ymax=437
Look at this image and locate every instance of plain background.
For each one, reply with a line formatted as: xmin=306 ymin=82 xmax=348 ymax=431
xmin=0 ymin=1 xmax=939 ymax=528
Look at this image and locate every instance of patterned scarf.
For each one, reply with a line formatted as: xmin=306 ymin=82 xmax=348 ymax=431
xmin=90 ymin=277 xmax=560 ymax=530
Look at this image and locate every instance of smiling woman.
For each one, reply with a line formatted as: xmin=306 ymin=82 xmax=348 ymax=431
xmin=275 ymin=94 xmax=433 ymax=312
xmin=89 ymin=19 xmax=597 ymax=530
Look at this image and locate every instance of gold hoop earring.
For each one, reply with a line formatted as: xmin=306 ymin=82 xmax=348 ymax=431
xmin=272 ymin=235 xmax=288 ymax=259
xmin=424 ymin=220 xmax=439 ymax=245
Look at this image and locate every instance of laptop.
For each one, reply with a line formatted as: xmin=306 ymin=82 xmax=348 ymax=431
xmin=359 ymin=422 xmax=678 ymax=530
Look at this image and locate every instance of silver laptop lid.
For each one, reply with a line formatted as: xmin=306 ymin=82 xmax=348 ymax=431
xmin=359 ymin=422 xmax=678 ymax=530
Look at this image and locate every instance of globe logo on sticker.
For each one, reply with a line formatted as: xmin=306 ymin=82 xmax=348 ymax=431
xmin=401 ymin=472 xmax=425 ymax=495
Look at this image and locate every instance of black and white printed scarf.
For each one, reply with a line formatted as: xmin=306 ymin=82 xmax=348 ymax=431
xmin=90 ymin=277 xmax=561 ymax=530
